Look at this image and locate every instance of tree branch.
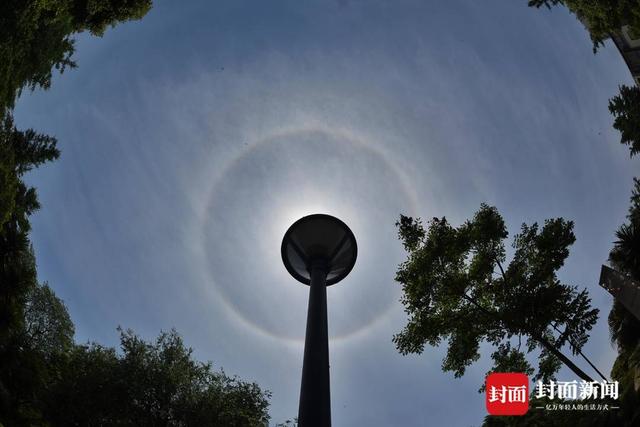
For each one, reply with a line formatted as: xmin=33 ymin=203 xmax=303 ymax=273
xmin=461 ymin=291 xmax=595 ymax=383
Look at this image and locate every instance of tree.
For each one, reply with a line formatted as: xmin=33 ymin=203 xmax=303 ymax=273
xmin=0 ymin=112 xmax=61 ymax=425
xmin=393 ymin=204 xmax=599 ymax=386
xmin=528 ymin=0 xmax=640 ymax=50
xmin=73 ymin=0 xmax=153 ymax=37
xmin=46 ymin=328 xmax=272 ymax=427
xmin=606 ymin=178 xmax=640 ymax=425
xmin=609 ymin=85 xmax=640 ymax=158
xmin=2 ymin=2 xmax=278 ymax=425
xmin=0 ymin=279 xmax=74 ymax=425
xmin=0 ymin=2 xmax=275 ymax=424
xmin=481 ymin=180 xmax=640 ymax=427
xmin=0 ymin=0 xmax=152 ymax=113
xmin=0 ymin=274 xmax=273 ymax=427
xmin=23 ymin=282 xmax=74 ymax=359
xmin=0 ymin=141 xmax=17 ymax=229
xmin=0 ymin=1 xmax=154 ymax=413
xmin=528 ymin=3 xmax=640 ymax=161
xmin=0 ymin=112 xmax=59 ymax=344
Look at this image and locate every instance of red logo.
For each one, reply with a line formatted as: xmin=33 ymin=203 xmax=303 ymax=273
xmin=486 ymin=373 xmax=529 ymax=416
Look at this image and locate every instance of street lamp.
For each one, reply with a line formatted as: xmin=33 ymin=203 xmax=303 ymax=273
xmin=281 ymin=214 xmax=357 ymax=427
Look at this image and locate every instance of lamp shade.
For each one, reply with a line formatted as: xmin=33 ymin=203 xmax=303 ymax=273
xmin=281 ymin=214 xmax=357 ymax=286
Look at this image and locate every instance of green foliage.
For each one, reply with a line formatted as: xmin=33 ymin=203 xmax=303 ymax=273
xmin=609 ymin=178 xmax=640 ymax=352
xmin=23 ymin=282 xmax=75 ymax=358
xmin=0 ymin=112 xmax=59 ymax=341
xmin=0 ymin=109 xmax=60 ymax=426
xmin=77 ymin=0 xmax=153 ymax=36
xmin=609 ymin=86 xmax=640 ymax=158
xmin=394 ymin=204 xmax=599 ymax=385
xmin=0 ymin=281 xmax=75 ymax=425
xmin=44 ymin=328 xmax=271 ymax=427
xmin=0 ymin=0 xmax=76 ymax=112
xmin=0 ymin=2 xmax=273 ymax=425
xmin=604 ymin=178 xmax=640 ymax=426
xmin=0 ymin=0 xmax=150 ymax=349
xmin=0 ymin=142 xmax=17 ymax=229
xmin=1 ymin=273 xmax=273 ymax=426
xmin=0 ymin=0 xmax=152 ymax=113
xmin=0 ymin=3 xmax=275 ymax=427
xmin=528 ymin=0 xmax=563 ymax=9
xmin=2 ymin=312 xmax=272 ymax=426
xmin=0 ymin=111 xmax=272 ymax=423
xmin=528 ymin=0 xmax=640 ymax=50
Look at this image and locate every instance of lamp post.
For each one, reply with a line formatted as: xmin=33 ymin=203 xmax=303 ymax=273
xmin=281 ymin=214 xmax=357 ymax=427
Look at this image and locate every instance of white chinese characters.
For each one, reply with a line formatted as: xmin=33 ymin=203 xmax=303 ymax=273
xmin=488 ymin=385 xmax=528 ymax=403
xmin=535 ymin=380 xmax=619 ymax=400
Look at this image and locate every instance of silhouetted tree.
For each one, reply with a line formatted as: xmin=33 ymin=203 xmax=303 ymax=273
xmin=394 ymin=204 xmax=599 ymax=386
xmin=481 ymin=181 xmax=640 ymax=427
xmin=0 ymin=0 xmax=152 ymax=113
xmin=528 ymin=0 xmax=640 ymax=50
xmin=2 ymin=277 xmax=273 ymax=426
xmin=0 ymin=3 xmax=276 ymax=426
xmin=0 ymin=278 xmax=74 ymax=425
xmin=45 ymin=328 xmax=271 ymax=427
xmin=23 ymin=282 xmax=75 ymax=359
xmin=609 ymin=85 xmax=640 ymax=158
xmin=0 ymin=113 xmax=60 ymax=424
xmin=0 ymin=113 xmax=58 ymax=343
xmin=606 ymin=178 xmax=640 ymax=425
xmin=528 ymin=2 xmax=640 ymax=165
xmin=0 ymin=1 xmax=152 ymax=420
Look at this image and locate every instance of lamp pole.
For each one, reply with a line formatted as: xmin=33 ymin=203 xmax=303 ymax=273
xmin=281 ymin=214 xmax=357 ymax=427
xmin=298 ymin=259 xmax=331 ymax=426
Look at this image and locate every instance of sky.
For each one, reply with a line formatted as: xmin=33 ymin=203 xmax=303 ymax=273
xmin=13 ymin=0 xmax=640 ymax=425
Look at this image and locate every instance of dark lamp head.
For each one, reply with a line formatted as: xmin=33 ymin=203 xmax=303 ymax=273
xmin=281 ymin=214 xmax=357 ymax=286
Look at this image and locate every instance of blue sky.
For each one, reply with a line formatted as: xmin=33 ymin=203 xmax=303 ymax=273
xmin=13 ymin=1 xmax=640 ymax=425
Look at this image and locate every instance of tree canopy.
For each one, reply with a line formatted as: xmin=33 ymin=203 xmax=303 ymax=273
xmin=394 ymin=205 xmax=599 ymax=386
xmin=606 ymin=178 xmax=640 ymax=425
xmin=609 ymin=85 xmax=640 ymax=158
xmin=0 ymin=112 xmax=59 ymax=354
xmin=2 ymin=274 xmax=272 ymax=426
xmin=0 ymin=0 xmax=152 ymax=113
xmin=481 ymin=180 xmax=640 ymax=427
xmin=42 ymin=328 xmax=271 ymax=427
xmin=0 ymin=96 xmax=271 ymax=427
xmin=528 ymin=0 xmax=640 ymax=49
xmin=0 ymin=2 xmax=274 ymax=425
